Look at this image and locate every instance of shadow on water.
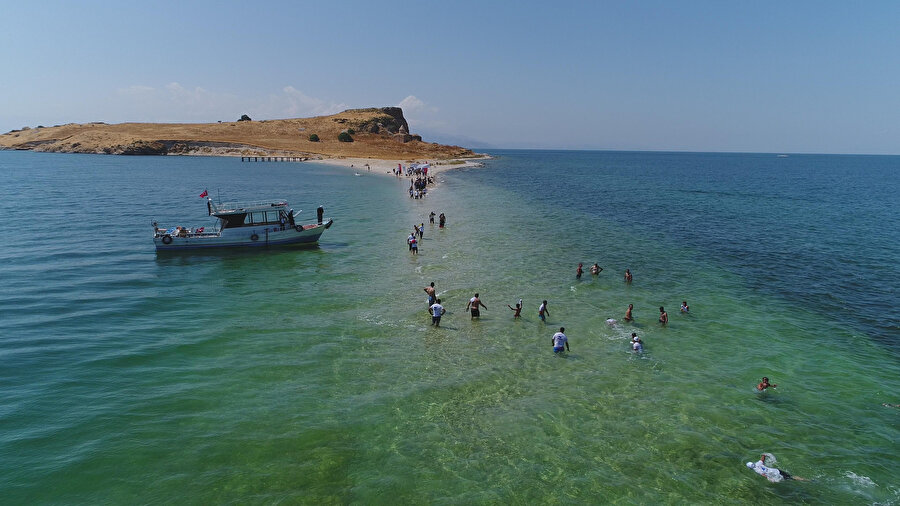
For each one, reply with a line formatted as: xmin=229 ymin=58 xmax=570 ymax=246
xmin=154 ymin=244 xmax=325 ymax=265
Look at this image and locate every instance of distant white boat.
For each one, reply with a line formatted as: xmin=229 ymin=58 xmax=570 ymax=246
xmin=153 ymin=199 xmax=332 ymax=251
xmin=776 ymin=154 xmax=789 ymax=157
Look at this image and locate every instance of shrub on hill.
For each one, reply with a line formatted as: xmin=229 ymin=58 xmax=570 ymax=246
xmin=309 ymin=134 xmax=319 ymax=142
xmin=237 ymin=114 xmax=252 ymax=122
xmin=338 ymin=131 xmax=353 ymax=142
xmin=347 ymin=128 xmax=355 ymax=135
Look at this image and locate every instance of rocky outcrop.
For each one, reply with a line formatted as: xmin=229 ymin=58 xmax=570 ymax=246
xmin=115 ymin=140 xmax=167 ymax=155
xmin=348 ymin=107 xmax=410 ymax=136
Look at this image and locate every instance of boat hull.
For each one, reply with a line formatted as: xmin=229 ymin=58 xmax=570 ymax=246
xmin=154 ymin=220 xmax=332 ymax=251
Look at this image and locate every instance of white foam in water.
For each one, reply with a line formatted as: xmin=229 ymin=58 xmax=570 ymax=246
xmin=845 ymin=471 xmax=876 ymax=487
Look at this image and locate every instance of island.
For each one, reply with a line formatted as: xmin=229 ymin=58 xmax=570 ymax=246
xmin=0 ymin=107 xmax=477 ymax=161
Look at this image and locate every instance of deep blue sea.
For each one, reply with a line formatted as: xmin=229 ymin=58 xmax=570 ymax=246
xmin=0 ymin=150 xmax=897 ymax=504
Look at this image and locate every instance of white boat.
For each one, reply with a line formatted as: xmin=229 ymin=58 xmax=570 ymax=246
xmin=153 ymin=198 xmax=332 ymax=251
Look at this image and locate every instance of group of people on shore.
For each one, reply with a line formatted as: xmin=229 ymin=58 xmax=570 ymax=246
xmin=409 ymin=177 xmax=429 ymax=199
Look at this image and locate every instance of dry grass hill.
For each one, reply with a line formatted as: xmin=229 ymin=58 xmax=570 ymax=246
xmin=0 ymin=107 xmax=477 ymax=160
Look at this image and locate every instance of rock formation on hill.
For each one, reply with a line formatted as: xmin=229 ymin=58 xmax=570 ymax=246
xmin=0 ymin=107 xmax=474 ymax=160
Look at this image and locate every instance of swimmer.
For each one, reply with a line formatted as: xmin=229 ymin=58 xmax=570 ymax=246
xmin=883 ymin=403 xmax=900 ymax=408
xmin=659 ymin=306 xmax=668 ymax=325
xmin=757 ymin=377 xmax=777 ymax=391
xmin=507 ymin=302 xmax=522 ymax=318
xmin=576 ymin=263 xmax=583 ymax=279
xmin=590 ymin=263 xmax=602 ymax=275
xmin=625 ymin=304 xmax=633 ymax=322
xmin=430 ymin=298 xmax=446 ymax=327
xmin=631 ymin=332 xmax=643 ymax=352
xmin=538 ymin=300 xmax=550 ymax=322
xmin=424 ymin=282 xmax=436 ymax=307
xmin=681 ymin=300 xmax=689 ymax=313
xmin=551 ymin=327 xmax=569 ymax=353
xmin=624 ymin=269 xmax=633 ymax=282
xmin=466 ymin=293 xmax=486 ymax=319
xmin=746 ymin=454 xmax=806 ymax=482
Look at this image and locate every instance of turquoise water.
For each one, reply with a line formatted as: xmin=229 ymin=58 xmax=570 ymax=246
xmin=0 ymin=150 xmax=897 ymax=504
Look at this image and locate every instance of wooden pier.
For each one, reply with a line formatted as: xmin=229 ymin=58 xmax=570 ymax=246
xmin=240 ymin=156 xmax=308 ymax=162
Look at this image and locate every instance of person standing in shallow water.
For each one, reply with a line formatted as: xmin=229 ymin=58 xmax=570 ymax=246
xmin=551 ymin=327 xmax=569 ymax=353
xmin=466 ymin=293 xmax=486 ymax=319
xmin=439 ymin=213 xmax=446 ymax=228
xmin=424 ymin=282 xmax=436 ymax=308
xmin=429 ymin=211 xmax=435 ymax=224
xmin=430 ymin=298 xmax=446 ymax=327
xmin=507 ymin=302 xmax=522 ymax=318
xmin=625 ymin=304 xmax=633 ymax=322
xmin=590 ymin=263 xmax=602 ymax=276
xmin=538 ymin=300 xmax=550 ymax=322
xmin=659 ymin=306 xmax=668 ymax=325
xmin=576 ymin=263 xmax=583 ymax=279
xmin=624 ymin=269 xmax=633 ymax=282
xmin=681 ymin=300 xmax=689 ymax=313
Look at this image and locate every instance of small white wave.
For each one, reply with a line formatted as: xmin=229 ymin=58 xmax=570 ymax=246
xmin=845 ymin=471 xmax=876 ymax=487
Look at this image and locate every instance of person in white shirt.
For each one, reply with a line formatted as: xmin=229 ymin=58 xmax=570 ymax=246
xmin=631 ymin=332 xmax=643 ymax=352
xmin=746 ymin=454 xmax=806 ymax=482
xmin=538 ymin=300 xmax=550 ymax=322
xmin=430 ymin=299 xmax=446 ymax=327
xmin=551 ymin=327 xmax=569 ymax=353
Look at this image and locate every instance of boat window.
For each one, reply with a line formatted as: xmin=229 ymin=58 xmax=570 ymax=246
xmin=220 ymin=213 xmax=246 ymax=228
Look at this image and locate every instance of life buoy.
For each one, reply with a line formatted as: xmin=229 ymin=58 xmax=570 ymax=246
xmin=295 ymin=225 xmax=304 ymax=232
xmin=162 ymin=235 xmax=173 ymax=244
xmin=250 ymin=233 xmax=259 ymax=241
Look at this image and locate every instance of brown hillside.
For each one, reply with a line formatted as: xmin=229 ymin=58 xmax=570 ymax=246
xmin=0 ymin=107 xmax=477 ymax=160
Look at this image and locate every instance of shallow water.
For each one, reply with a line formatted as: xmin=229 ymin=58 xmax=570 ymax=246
xmin=0 ymin=150 xmax=897 ymax=504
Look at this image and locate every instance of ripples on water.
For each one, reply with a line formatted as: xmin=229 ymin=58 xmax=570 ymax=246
xmin=0 ymin=151 xmax=897 ymax=504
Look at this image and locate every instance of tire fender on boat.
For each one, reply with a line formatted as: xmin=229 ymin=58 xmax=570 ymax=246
xmin=250 ymin=233 xmax=259 ymax=241
xmin=162 ymin=234 xmax=173 ymax=244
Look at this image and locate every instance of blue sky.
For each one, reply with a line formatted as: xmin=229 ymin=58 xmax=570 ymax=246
xmin=2 ymin=1 xmax=898 ymax=154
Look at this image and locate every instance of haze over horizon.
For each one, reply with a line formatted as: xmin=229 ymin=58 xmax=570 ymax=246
xmin=3 ymin=1 xmax=898 ymax=155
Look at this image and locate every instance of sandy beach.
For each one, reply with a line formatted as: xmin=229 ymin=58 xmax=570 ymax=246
xmin=316 ymin=156 xmax=489 ymax=179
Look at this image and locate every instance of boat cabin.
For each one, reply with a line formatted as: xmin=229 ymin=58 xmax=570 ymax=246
xmin=210 ymin=200 xmax=295 ymax=229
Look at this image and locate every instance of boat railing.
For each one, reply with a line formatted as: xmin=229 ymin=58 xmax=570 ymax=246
xmin=154 ymin=228 xmax=219 ymax=239
xmin=212 ymin=200 xmax=289 ymax=213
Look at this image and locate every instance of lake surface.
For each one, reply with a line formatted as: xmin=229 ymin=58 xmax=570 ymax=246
xmin=0 ymin=150 xmax=897 ymax=504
